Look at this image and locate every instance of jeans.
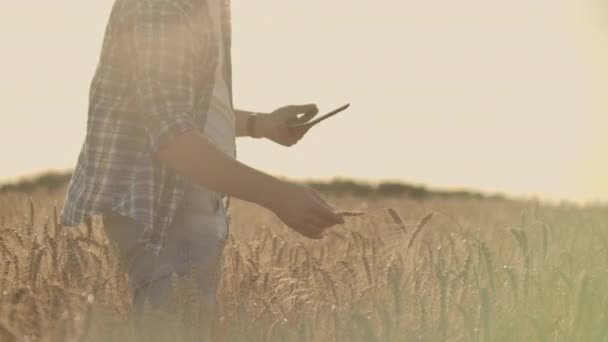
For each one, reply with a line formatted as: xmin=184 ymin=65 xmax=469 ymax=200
xmin=103 ymin=185 xmax=230 ymax=314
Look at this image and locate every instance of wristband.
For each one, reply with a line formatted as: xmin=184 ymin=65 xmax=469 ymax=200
xmin=246 ymin=113 xmax=262 ymax=138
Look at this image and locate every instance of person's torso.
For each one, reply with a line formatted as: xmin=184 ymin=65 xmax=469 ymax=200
xmin=60 ymin=0 xmax=236 ymax=250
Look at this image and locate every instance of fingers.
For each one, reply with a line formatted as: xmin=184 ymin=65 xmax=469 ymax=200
xmin=309 ymin=189 xmax=334 ymax=209
xmin=314 ymin=205 xmax=345 ymax=226
xmin=300 ymin=209 xmax=341 ymax=239
xmin=309 ymin=191 xmax=345 ymax=225
xmin=283 ymin=128 xmax=308 ymax=147
xmin=288 ymin=125 xmax=308 ymax=135
xmin=293 ymin=209 xmax=340 ymax=240
xmin=290 ymin=216 xmax=324 ymax=238
xmin=287 ymin=104 xmax=318 ymax=114
xmin=307 ymin=215 xmax=333 ymax=231
xmin=287 ymin=104 xmax=319 ymax=124
xmin=279 ymin=184 xmax=345 ymax=240
xmin=283 ymin=126 xmax=309 ymax=145
xmin=298 ymin=224 xmax=324 ymax=239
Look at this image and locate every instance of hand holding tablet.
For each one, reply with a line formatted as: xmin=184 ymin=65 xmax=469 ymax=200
xmin=288 ymin=104 xmax=350 ymax=129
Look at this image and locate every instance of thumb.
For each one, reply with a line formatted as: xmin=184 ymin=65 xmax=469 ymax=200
xmin=289 ymin=104 xmax=319 ymax=124
xmin=308 ymin=189 xmax=344 ymax=224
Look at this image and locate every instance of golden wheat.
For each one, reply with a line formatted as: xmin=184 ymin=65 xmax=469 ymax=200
xmin=0 ymin=186 xmax=608 ymax=341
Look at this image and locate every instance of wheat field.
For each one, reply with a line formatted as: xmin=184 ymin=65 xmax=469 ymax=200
xmin=0 ymin=184 xmax=607 ymax=341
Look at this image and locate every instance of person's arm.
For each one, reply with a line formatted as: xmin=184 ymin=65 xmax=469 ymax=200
xmin=129 ymin=2 xmax=343 ymax=237
xmin=157 ymin=131 xmax=343 ymax=238
xmin=157 ymin=130 xmax=280 ymax=208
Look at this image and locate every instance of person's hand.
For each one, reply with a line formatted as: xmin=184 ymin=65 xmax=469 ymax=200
xmin=266 ymin=181 xmax=345 ymax=239
xmin=256 ymin=104 xmax=319 ymax=146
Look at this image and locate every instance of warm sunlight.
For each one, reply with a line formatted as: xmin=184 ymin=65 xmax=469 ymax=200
xmin=2 ymin=2 xmax=608 ymax=341
xmin=0 ymin=0 xmax=606 ymax=202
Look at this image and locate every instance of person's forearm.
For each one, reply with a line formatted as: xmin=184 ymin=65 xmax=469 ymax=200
xmin=155 ymin=130 xmax=283 ymax=209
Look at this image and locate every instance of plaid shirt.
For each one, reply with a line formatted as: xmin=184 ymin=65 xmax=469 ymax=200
xmin=60 ymin=0 xmax=233 ymax=254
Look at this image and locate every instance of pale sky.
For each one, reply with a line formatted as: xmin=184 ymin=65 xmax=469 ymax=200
xmin=0 ymin=1 xmax=606 ymax=203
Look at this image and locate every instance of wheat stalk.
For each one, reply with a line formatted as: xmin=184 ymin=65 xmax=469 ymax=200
xmin=407 ymin=212 xmax=435 ymax=250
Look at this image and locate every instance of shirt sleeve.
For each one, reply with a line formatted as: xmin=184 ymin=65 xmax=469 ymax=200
xmin=128 ymin=1 xmax=199 ymax=154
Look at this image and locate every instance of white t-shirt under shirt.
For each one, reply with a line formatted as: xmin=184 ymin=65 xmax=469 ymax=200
xmin=202 ymin=0 xmax=236 ymax=159
xmin=184 ymin=0 xmax=235 ymax=223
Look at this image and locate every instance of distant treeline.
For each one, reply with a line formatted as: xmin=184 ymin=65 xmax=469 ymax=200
xmin=306 ymin=179 xmax=503 ymax=200
xmin=0 ymin=171 xmax=73 ymax=194
xmin=0 ymin=171 xmax=503 ymax=200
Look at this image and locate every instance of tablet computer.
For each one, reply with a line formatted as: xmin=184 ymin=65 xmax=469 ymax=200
xmin=288 ymin=103 xmax=350 ymax=129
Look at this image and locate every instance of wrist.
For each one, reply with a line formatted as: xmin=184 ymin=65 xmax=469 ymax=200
xmin=253 ymin=113 xmax=271 ymax=139
xmin=246 ymin=113 xmax=262 ymax=138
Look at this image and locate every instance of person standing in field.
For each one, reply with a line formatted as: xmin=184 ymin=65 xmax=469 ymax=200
xmin=59 ymin=0 xmax=344 ymax=315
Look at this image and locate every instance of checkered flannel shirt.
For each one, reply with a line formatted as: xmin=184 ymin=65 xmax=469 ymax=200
xmin=60 ymin=0 xmax=233 ymax=254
